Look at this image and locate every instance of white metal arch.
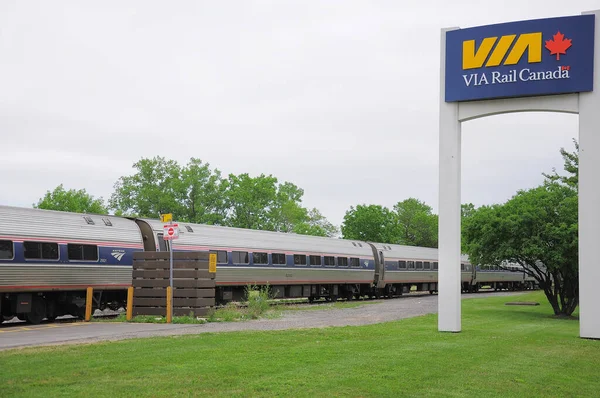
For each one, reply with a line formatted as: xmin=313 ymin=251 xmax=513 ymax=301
xmin=438 ymin=10 xmax=600 ymax=339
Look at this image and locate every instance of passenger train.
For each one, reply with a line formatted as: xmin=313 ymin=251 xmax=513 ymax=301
xmin=0 ymin=205 xmax=537 ymax=324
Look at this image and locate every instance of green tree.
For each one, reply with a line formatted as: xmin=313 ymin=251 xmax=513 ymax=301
xmin=393 ymin=198 xmax=438 ymax=248
xmin=109 ymin=156 xmax=227 ymax=223
xmin=463 ymin=183 xmax=578 ymax=316
xmin=109 ymin=156 xmax=183 ymax=218
xmin=180 ymin=158 xmax=228 ymax=224
xmin=542 ymin=138 xmax=578 ymax=190
xmin=109 ymin=156 xmax=338 ymax=236
xmin=461 ymin=203 xmax=476 ymax=253
xmin=341 ymin=204 xmax=398 ymax=243
xmin=461 ymin=203 xmax=476 ymax=219
xmin=293 ymin=208 xmax=339 ymax=237
xmin=269 ymin=182 xmax=308 ymax=233
xmin=34 ymin=184 xmax=108 ymax=214
xmin=224 ymin=173 xmax=279 ymax=230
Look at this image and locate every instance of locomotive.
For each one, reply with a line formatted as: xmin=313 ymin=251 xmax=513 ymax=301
xmin=0 ymin=205 xmax=536 ymax=324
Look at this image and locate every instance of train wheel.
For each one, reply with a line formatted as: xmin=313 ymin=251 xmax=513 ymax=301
xmin=25 ymin=297 xmax=46 ymax=325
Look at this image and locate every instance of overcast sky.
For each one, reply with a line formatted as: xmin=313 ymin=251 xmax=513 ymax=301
xmin=0 ymin=1 xmax=596 ymax=228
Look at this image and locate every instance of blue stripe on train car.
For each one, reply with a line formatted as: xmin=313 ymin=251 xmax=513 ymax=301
xmin=0 ymin=242 xmax=140 ymax=267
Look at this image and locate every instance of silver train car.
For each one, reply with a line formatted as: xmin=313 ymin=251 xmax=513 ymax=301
xmin=0 ymin=206 xmax=144 ymax=323
xmin=0 ymin=205 xmax=537 ymax=323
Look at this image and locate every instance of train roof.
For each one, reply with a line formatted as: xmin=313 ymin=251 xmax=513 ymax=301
xmin=141 ymin=219 xmax=373 ymax=256
xmin=0 ymin=205 xmax=143 ymax=245
xmin=369 ymin=242 xmax=471 ymax=263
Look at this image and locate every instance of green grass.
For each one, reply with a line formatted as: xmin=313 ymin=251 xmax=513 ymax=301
xmin=2 ymin=291 xmax=599 ymax=397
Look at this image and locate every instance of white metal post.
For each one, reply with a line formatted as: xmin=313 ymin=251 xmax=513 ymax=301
xmin=578 ymin=9 xmax=600 ymax=340
xmin=438 ymin=27 xmax=462 ymax=332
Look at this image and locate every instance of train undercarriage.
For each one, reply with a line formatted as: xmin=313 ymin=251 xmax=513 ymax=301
xmin=0 ymin=290 xmax=128 ymax=325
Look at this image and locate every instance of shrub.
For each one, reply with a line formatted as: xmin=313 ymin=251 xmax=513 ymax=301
xmin=245 ymin=284 xmax=272 ymax=319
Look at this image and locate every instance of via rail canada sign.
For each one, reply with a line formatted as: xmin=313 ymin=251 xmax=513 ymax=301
xmin=445 ymin=15 xmax=595 ymax=102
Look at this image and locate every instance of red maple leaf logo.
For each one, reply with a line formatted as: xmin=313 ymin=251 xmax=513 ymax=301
xmin=545 ymin=31 xmax=572 ymax=61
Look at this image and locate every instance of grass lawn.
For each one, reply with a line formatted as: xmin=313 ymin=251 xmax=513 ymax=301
xmin=1 ymin=291 xmax=598 ymax=397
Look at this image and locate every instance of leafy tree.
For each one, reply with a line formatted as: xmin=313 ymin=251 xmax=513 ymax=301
xmin=269 ymin=182 xmax=308 ymax=233
xmin=341 ymin=204 xmax=398 ymax=243
xmin=180 ymin=158 xmax=228 ymax=224
xmin=110 ymin=157 xmax=227 ymax=223
xmin=542 ymin=138 xmax=578 ymax=190
xmin=461 ymin=203 xmax=476 ymax=219
xmin=463 ymin=183 xmax=578 ymax=316
xmin=224 ymin=173 xmax=279 ymax=230
xmin=461 ymin=203 xmax=476 ymax=252
xmin=393 ymin=198 xmax=438 ymax=248
xmin=293 ymin=208 xmax=339 ymax=237
xmin=110 ymin=156 xmax=183 ymax=219
xmin=34 ymin=184 xmax=108 ymax=214
xmin=110 ymin=156 xmax=337 ymax=237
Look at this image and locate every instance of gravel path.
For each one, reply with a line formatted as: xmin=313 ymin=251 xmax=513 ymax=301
xmin=2 ymin=291 xmax=526 ymax=350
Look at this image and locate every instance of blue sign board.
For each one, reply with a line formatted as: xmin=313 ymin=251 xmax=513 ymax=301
xmin=445 ymin=15 xmax=595 ymax=102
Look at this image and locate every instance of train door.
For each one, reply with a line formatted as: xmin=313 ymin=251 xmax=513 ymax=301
xmin=134 ymin=220 xmax=157 ymax=252
xmin=367 ymin=243 xmax=386 ymax=289
xmin=377 ymin=251 xmax=386 ymax=289
xmin=156 ymin=233 xmax=169 ymax=252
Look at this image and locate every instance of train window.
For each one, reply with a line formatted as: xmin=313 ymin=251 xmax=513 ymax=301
xmin=461 ymin=263 xmax=465 ymax=271
xmin=352 ymin=242 xmax=357 ymax=247
xmin=416 ymin=261 xmax=423 ymax=270
xmin=232 ymin=251 xmax=249 ymax=264
xmin=253 ymin=252 xmax=268 ymax=265
xmin=309 ymin=255 xmax=321 ymax=266
xmin=185 ymin=226 xmax=193 ymax=233
xmin=210 ymin=250 xmax=227 ymax=263
xmin=424 ymin=261 xmax=431 ymax=270
xmin=358 ymin=243 xmax=362 ymax=247
xmin=350 ymin=257 xmax=360 ymax=267
xmin=338 ymin=257 xmax=348 ymax=267
xmin=293 ymin=254 xmax=306 ymax=266
xmin=399 ymin=260 xmax=407 ymax=269
xmin=0 ymin=240 xmax=13 ymax=260
xmin=83 ymin=216 xmax=94 ymax=225
xmin=465 ymin=264 xmax=471 ymax=272
xmin=324 ymin=256 xmax=335 ymax=266
xmin=102 ymin=218 xmax=113 ymax=226
xmin=408 ymin=261 xmax=415 ymax=270
xmin=433 ymin=262 xmax=438 ymax=271
xmin=24 ymin=241 xmax=59 ymax=260
xmin=67 ymin=244 xmax=98 ymax=261
xmin=272 ymin=253 xmax=286 ymax=265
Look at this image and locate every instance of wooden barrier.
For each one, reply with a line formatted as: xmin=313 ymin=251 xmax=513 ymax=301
xmin=132 ymin=251 xmax=216 ymax=318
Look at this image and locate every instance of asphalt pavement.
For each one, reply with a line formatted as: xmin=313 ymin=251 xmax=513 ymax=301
xmin=0 ymin=291 xmax=526 ymax=351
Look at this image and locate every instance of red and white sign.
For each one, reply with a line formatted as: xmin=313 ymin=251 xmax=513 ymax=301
xmin=163 ymin=223 xmax=179 ymax=240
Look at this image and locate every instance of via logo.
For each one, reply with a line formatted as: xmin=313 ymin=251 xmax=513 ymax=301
xmin=111 ymin=250 xmax=126 ymax=261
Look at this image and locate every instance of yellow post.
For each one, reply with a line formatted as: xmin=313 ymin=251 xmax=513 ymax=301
xmin=166 ymin=286 xmax=172 ymax=323
xmin=85 ymin=287 xmax=93 ymax=321
xmin=126 ymin=286 xmax=134 ymax=321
